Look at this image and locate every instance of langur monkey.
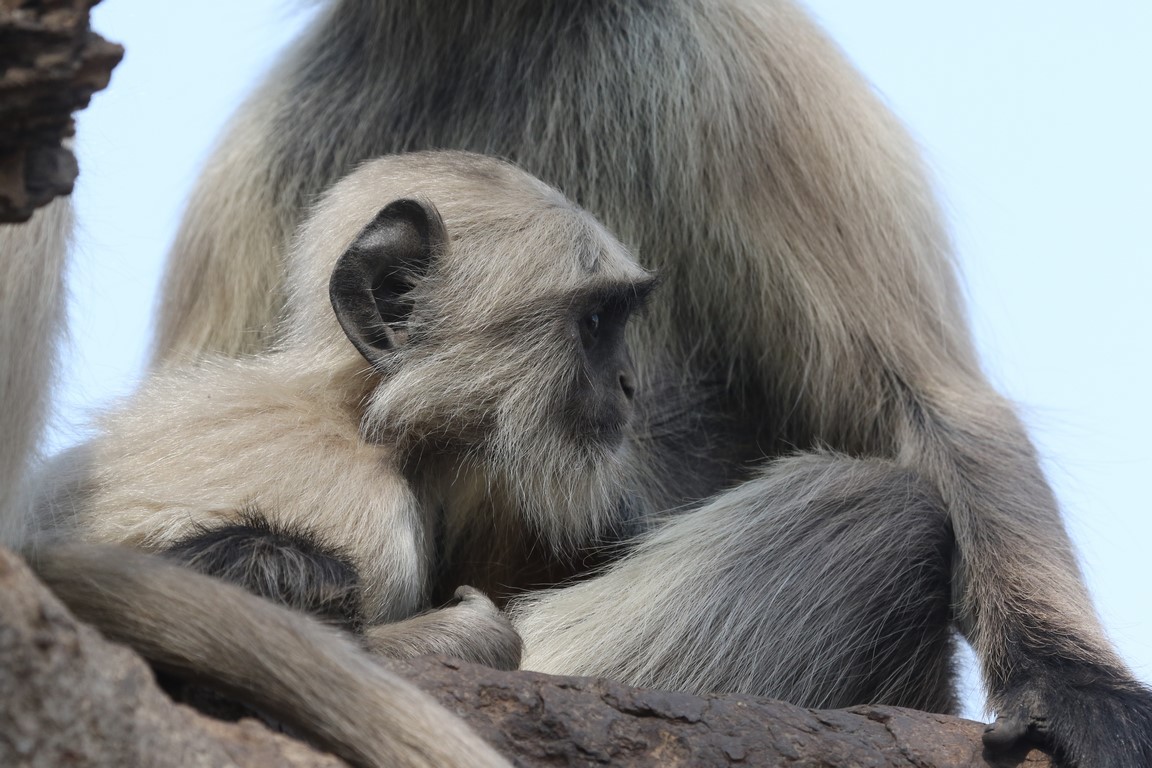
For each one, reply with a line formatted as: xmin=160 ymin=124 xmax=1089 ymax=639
xmin=148 ymin=1 xmax=1152 ymax=765
xmin=28 ymin=150 xmax=673 ymax=763
xmin=36 ymin=153 xmax=952 ymax=760
xmin=44 ymin=151 xmax=654 ymax=665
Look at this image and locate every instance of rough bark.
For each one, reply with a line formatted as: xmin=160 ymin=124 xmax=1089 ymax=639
xmin=0 ymin=0 xmax=122 ymax=222
xmin=0 ymin=546 xmax=349 ymax=768
xmin=395 ymin=656 xmax=1051 ymax=767
xmin=0 ymin=545 xmax=1052 ymax=768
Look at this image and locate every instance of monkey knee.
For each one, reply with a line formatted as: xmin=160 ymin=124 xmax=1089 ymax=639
xmin=828 ymin=458 xmax=953 ymax=594
xmin=740 ymin=453 xmax=955 ymax=622
xmin=747 ymin=453 xmax=948 ymax=532
xmin=164 ymin=517 xmax=363 ymax=630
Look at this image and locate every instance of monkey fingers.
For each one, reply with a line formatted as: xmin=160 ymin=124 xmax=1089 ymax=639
xmin=982 ymin=708 xmax=1045 ymax=755
xmin=362 ymin=585 xmax=522 ymax=671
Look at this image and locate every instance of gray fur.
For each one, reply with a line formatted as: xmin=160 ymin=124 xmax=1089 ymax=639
xmin=150 ymin=2 xmax=1152 ymax=764
xmin=513 ymin=453 xmax=957 ymax=713
xmin=0 ymin=199 xmax=70 ymax=548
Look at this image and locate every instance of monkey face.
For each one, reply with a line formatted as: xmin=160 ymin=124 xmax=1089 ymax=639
xmin=566 ymin=286 xmax=649 ymax=447
xmin=302 ymin=154 xmax=658 ymax=542
xmin=325 ymin=169 xmax=656 ymax=457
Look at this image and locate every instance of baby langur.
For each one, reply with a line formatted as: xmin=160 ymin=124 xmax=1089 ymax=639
xmin=41 ymin=151 xmax=654 ymax=679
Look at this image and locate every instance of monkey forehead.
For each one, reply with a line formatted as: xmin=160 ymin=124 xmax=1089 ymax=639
xmin=438 ymin=207 xmax=649 ymax=288
xmin=285 ymin=151 xmax=648 ymax=325
xmin=321 ymin=151 xmax=569 ymax=222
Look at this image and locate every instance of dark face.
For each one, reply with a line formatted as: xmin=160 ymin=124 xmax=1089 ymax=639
xmin=566 ymin=280 xmax=653 ymax=445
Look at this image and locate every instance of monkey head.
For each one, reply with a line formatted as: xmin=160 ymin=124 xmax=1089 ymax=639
xmin=286 ymin=152 xmax=657 ymax=544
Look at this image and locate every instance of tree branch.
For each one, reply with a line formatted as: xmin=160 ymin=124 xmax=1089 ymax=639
xmin=0 ymin=545 xmax=1051 ymax=767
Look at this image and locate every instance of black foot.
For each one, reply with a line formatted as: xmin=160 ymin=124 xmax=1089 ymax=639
xmin=984 ymin=668 xmax=1152 ymax=768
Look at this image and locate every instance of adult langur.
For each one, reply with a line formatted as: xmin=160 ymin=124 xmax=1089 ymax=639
xmin=73 ymin=2 xmax=1152 ymax=765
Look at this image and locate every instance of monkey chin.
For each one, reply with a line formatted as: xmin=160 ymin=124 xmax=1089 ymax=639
xmin=575 ymin=416 xmax=632 ymax=452
xmin=476 ymin=420 xmax=635 ymax=552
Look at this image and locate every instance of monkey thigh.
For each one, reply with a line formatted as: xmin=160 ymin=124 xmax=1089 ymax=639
xmin=514 ymin=453 xmax=956 ymax=713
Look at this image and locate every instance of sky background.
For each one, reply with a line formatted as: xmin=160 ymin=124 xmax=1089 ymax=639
xmin=56 ymin=2 xmax=1151 ymax=720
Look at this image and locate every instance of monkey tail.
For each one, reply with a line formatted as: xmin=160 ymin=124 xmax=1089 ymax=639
xmin=0 ymin=198 xmax=72 ymax=548
xmin=32 ymin=542 xmax=510 ymax=768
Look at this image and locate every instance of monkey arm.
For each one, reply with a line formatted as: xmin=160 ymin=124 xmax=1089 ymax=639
xmin=696 ymin=24 xmax=1152 ymax=752
xmin=891 ymin=378 xmax=1152 ymax=766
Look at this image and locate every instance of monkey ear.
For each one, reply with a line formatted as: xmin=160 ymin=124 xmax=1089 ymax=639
xmin=329 ymin=198 xmax=446 ymax=367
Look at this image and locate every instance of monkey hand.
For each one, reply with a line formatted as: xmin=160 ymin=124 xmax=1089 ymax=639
xmin=361 ymin=586 xmax=522 ymax=671
xmin=982 ymin=665 xmax=1152 ymax=767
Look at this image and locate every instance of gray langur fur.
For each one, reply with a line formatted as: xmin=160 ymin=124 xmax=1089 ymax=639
xmin=0 ymin=199 xmax=70 ymax=548
xmin=1 ymin=188 xmax=513 ymax=766
xmin=152 ymin=2 xmax=1152 ymax=766
xmin=45 ymin=152 xmax=653 ymax=647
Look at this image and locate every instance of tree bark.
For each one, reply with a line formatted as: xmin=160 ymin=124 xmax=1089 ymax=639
xmin=394 ymin=655 xmax=1051 ymax=767
xmin=0 ymin=0 xmax=122 ymax=222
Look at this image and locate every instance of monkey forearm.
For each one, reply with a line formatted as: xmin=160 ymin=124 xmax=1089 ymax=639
xmin=896 ymin=386 xmax=1112 ymax=664
xmin=896 ymin=383 xmax=1152 ymax=765
xmin=362 ymin=586 xmax=522 ymax=671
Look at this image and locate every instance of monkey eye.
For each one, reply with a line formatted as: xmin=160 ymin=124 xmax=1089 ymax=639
xmin=580 ymin=311 xmax=602 ymax=349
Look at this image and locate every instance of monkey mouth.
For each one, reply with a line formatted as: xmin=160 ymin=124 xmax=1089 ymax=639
xmin=575 ymin=416 xmax=631 ymax=448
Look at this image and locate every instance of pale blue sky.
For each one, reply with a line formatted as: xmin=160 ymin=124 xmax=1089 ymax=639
xmin=59 ymin=2 xmax=1151 ymax=720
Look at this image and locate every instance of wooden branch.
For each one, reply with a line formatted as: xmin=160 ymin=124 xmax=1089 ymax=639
xmin=391 ymin=656 xmax=1051 ymax=767
xmin=0 ymin=545 xmax=1052 ymax=767
xmin=0 ymin=0 xmax=122 ymax=221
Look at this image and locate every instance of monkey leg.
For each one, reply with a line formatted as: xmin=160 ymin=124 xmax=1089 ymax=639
xmin=512 ymin=452 xmax=957 ymax=713
xmin=363 ymin=586 xmax=522 ymax=671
